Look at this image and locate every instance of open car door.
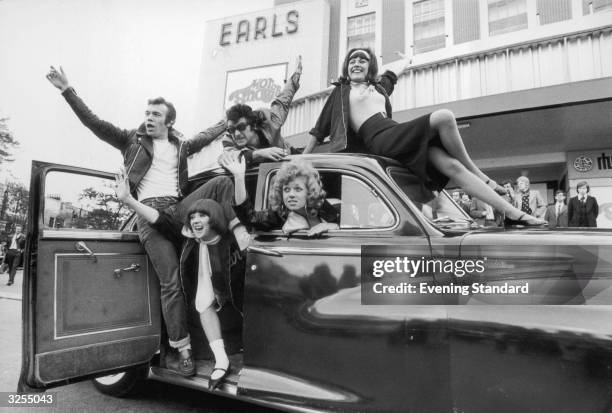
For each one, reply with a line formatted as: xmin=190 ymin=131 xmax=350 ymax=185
xmin=19 ymin=161 xmax=161 ymax=391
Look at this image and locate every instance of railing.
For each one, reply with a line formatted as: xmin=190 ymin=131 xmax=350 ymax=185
xmin=282 ymin=25 xmax=612 ymax=138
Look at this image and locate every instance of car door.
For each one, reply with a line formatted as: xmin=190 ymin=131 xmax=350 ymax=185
xmin=19 ymin=161 xmax=161 ymax=391
xmin=238 ymin=159 xmax=452 ymax=413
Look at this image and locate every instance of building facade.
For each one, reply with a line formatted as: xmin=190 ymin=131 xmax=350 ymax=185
xmin=192 ymin=0 xmax=612 ymax=225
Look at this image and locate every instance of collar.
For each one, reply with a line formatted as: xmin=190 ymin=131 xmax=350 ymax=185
xmin=136 ymin=123 xmax=183 ymax=144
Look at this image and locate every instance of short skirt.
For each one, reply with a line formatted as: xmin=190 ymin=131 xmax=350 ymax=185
xmin=358 ymin=112 xmax=449 ymax=192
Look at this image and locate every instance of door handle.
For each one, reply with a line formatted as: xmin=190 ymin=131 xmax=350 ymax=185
xmin=247 ymin=246 xmax=283 ymax=257
xmin=75 ymin=241 xmax=97 ymax=263
xmin=113 ymin=263 xmax=141 ymax=278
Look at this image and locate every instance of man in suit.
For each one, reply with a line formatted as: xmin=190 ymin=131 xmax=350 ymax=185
xmin=4 ymin=224 xmax=26 ymax=286
xmin=514 ymin=176 xmax=546 ymax=219
xmin=568 ymin=181 xmax=599 ymax=227
xmin=544 ymin=190 xmax=568 ymax=228
xmin=469 ymin=197 xmax=497 ymax=226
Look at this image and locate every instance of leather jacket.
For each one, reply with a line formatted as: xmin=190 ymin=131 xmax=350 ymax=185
xmin=62 ymin=87 xmax=225 ymax=198
xmin=309 ymin=70 xmax=398 ymax=153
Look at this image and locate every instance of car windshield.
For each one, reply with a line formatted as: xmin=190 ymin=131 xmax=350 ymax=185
xmin=387 ymin=167 xmax=476 ymax=230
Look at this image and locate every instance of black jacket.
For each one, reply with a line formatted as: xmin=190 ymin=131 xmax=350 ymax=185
xmin=62 ymin=87 xmax=225 ymax=198
xmin=309 ymin=70 xmax=398 ymax=153
xmin=151 ymin=203 xmax=241 ymax=310
xmin=567 ymin=195 xmax=599 ymax=227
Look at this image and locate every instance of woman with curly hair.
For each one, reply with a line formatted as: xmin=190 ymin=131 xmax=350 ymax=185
xmin=221 ymin=156 xmax=339 ymax=236
xmin=303 ymin=47 xmax=546 ymax=226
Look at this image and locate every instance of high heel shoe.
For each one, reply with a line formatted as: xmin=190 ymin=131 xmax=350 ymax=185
xmin=486 ymin=179 xmax=508 ymax=196
xmin=504 ymin=213 xmax=548 ymax=227
xmin=208 ymin=366 xmax=230 ymax=390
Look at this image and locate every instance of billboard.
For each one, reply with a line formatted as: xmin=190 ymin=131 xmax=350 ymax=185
xmin=224 ymin=63 xmax=288 ymax=111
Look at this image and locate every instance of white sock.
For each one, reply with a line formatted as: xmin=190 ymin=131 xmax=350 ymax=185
xmin=209 ymin=339 xmax=229 ymax=379
xmin=178 ymin=343 xmax=192 ymax=353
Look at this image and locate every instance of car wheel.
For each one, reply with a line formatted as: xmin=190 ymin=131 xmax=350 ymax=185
xmin=92 ymin=365 xmax=148 ymax=397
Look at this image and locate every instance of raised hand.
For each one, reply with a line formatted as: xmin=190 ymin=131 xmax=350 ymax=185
xmin=46 ymin=66 xmax=70 ymax=91
xmin=294 ymin=55 xmax=302 ymax=75
xmin=114 ymin=166 xmax=132 ymax=203
xmin=218 ymin=152 xmax=246 ymax=176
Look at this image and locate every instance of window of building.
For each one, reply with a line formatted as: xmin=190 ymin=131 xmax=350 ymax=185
xmin=453 ymin=0 xmax=480 ymax=44
xmin=582 ymin=0 xmax=612 ymax=14
xmin=347 ymin=12 xmax=376 ymax=51
xmin=488 ymin=0 xmax=528 ymax=36
xmin=413 ymin=0 xmax=446 ymax=54
xmin=537 ymin=0 xmax=572 ymax=24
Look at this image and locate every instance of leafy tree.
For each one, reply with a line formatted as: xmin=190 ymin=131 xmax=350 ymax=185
xmin=0 ymin=181 xmax=29 ymax=241
xmin=0 ymin=118 xmax=19 ymax=164
xmin=77 ymin=184 xmax=131 ymax=230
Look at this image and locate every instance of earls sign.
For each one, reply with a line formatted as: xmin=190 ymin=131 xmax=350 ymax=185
xmin=219 ymin=10 xmax=299 ymax=46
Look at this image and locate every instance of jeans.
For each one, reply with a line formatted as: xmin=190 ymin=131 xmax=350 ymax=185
xmin=136 ymin=176 xmax=237 ymax=349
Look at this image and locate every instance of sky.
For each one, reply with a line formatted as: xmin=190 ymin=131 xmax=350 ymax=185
xmin=0 ymin=0 xmax=273 ymax=184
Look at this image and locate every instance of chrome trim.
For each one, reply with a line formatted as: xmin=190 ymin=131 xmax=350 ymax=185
xmin=255 ymin=246 xmax=361 ymax=256
xmin=43 ymin=230 xmax=139 ymax=240
xmin=149 ymin=366 xmax=238 ymax=396
xmin=53 ymin=253 xmax=152 ymax=340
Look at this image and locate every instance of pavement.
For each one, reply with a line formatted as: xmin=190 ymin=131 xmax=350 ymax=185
xmin=0 ymin=268 xmax=22 ymax=301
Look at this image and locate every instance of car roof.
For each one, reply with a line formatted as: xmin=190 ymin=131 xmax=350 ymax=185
xmin=188 ymin=153 xmax=405 ymax=183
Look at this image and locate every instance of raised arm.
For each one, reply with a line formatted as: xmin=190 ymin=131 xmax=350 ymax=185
xmin=219 ymin=153 xmax=248 ymax=205
xmin=114 ymin=168 xmax=159 ymax=223
xmin=46 ymin=66 xmax=131 ymax=152
xmin=268 ymin=55 xmax=302 ymax=131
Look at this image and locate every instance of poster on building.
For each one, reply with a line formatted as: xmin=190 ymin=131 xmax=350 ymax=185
xmin=224 ymin=63 xmax=288 ymax=111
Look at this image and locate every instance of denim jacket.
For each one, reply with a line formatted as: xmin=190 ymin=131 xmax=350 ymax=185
xmin=309 ymin=70 xmax=398 ymax=153
xmin=62 ymin=87 xmax=226 ymax=198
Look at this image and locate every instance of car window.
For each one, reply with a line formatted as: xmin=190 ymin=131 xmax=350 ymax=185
xmin=264 ymin=169 xmax=395 ymax=230
xmin=44 ymin=171 xmax=134 ymax=232
xmin=388 ymin=168 xmax=473 ymax=228
xmin=324 ymin=173 xmax=394 ymax=229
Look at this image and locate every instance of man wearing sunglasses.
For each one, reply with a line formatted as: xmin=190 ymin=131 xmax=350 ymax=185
xmin=220 ymin=56 xmax=302 ymax=166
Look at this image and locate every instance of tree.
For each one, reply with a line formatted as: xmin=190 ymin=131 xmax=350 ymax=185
xmin=0 ymin=117 xmax=19 ymax=164
xmin=77 ymin=185 xmax=131 ymax=230
xmin=0 ymin=181 xmax=29 ymax=242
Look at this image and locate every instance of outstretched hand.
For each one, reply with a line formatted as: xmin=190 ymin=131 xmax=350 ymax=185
xmin=294 ymin=55 xmax=302 ymax=75
xmin=46 ymin=66 xmax=70 ymax=91
xmin=218 ymin=152 xmax=246 ymax=176
xmin=114 ymin=166 xmax=132 ymax=203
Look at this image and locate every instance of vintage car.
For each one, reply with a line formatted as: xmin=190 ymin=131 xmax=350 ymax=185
xmin=18 ymin=154 xmax=612 ymax=412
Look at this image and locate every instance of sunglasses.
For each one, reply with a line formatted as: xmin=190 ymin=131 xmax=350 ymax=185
xmin=227 ymin=122 xmax=249 ymax=135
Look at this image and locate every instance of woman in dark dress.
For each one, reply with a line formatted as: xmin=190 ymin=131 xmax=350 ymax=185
xmin=303 ymin=48 xmax=545 ymax=226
